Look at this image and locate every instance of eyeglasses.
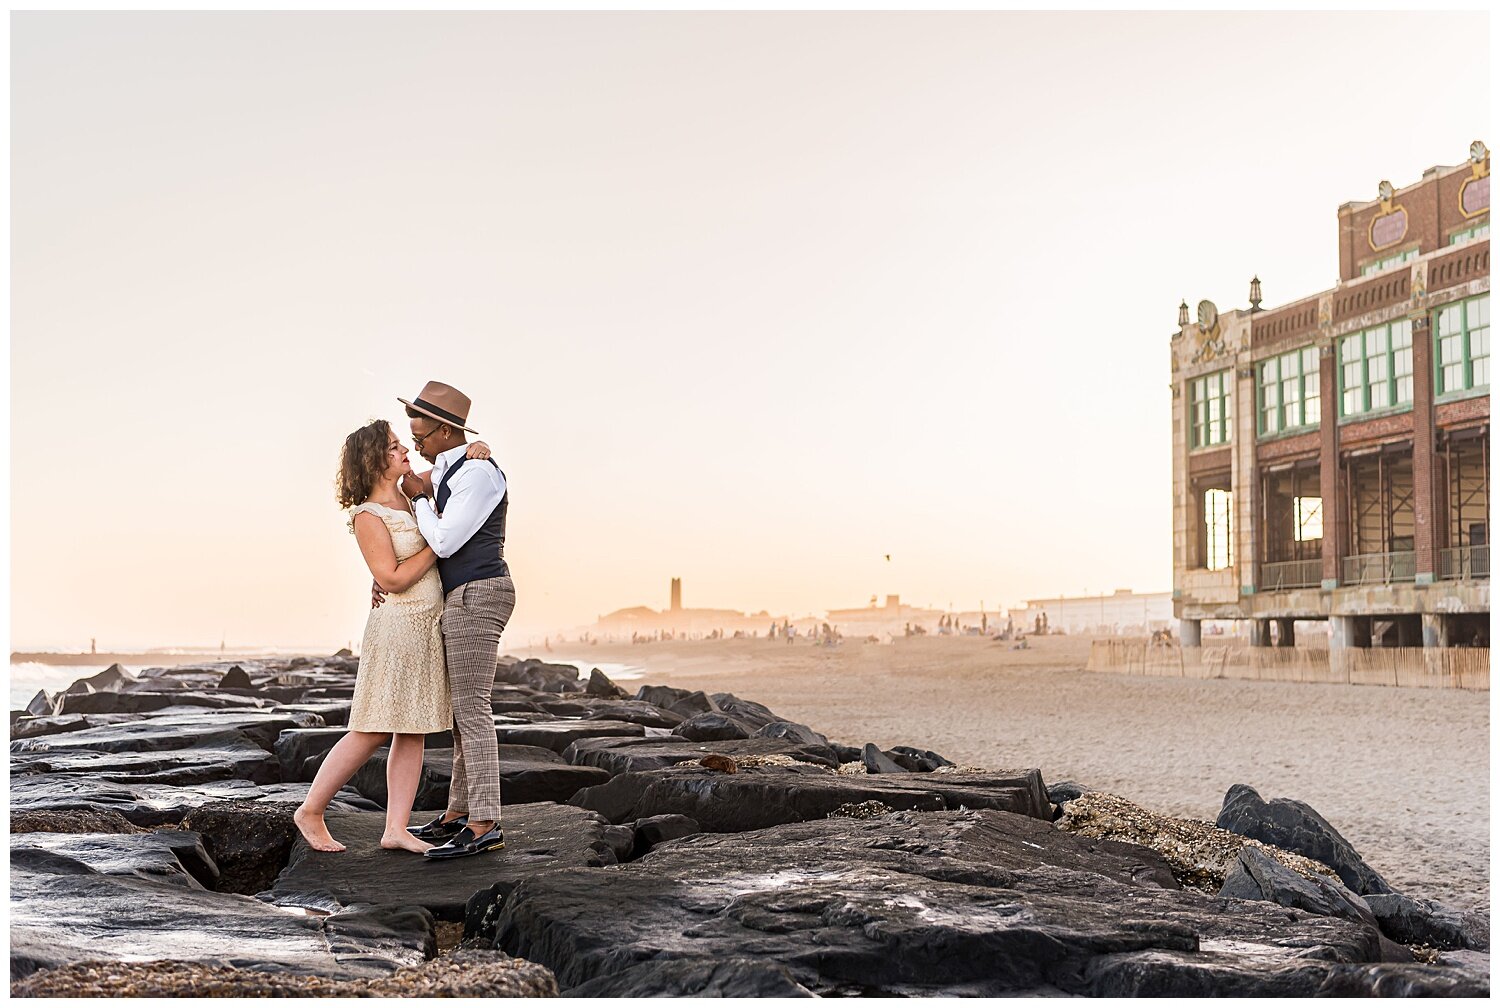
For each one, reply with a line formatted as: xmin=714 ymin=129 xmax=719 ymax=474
xmin=412 ymin=423 xmax=448 ymax=450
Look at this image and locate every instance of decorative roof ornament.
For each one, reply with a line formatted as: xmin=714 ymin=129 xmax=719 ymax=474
xmin=1249 ymin=276 xmax=1262 ymax=312
xmin=1178 ymin=300 xmax=1190 ymax=328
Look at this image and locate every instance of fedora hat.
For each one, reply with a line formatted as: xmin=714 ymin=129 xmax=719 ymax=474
xmin=398 ymin=381 xmax=479 ymax=435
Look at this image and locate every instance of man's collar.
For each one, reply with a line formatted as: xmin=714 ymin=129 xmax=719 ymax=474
xmin=435 ymin=444 xmax=469 ymax=469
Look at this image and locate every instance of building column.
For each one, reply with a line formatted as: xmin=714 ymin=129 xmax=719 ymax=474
xmin=1275 ymin=618 xmax=1296 ymax=647
xmin=1421 ymin=612 xmax=1453 ymax=647
xmin=1179 ymin=618 xmax=1202 ymax=647
xmin=1317 ymin=326 xmax=1344 ymax=588
xmin=1410 ymin=308 xmax=1439 ymax=583
xmin=1330 ymin=615 xmax=1370 ymax=649
xmin=1248 ymin=619 xmax=1272 ymax=647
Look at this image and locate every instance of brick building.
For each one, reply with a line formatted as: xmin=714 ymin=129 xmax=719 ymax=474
xmin=1171 ymin=142 xmax=1489 ymax=653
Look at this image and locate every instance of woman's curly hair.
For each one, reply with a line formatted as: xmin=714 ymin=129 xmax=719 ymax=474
xmin=336 ymin=419 xmax=394 ymax=512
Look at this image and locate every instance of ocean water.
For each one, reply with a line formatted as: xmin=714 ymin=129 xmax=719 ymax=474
xmin=9 ymin=657 xmax=646 ymax=710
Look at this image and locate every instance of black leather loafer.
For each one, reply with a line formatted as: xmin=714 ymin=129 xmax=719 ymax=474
xmin=423 ymin=824 xmax=505 ymax=859
xmin=408 ymin=813 xmax=468 ymax=842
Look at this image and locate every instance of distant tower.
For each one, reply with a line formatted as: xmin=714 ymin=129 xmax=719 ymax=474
xmin=670 ymin=578 xmax=682 ymax=612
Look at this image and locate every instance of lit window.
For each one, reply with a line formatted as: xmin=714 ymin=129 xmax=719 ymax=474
xmin=1190 ymin=371 xmax=1233 ymax=447
xmin=1258 ymin=345 xmax=1321 ymax=437
xmin=1338 ymin=320 xmax=1413 ymax=417
xmin=1294 ymin=496 xmax=1324 ymax=542
xmin=1436 ymin=295 xmax=1490 ymax=395
xmin=1204 ymin=489 xmax=1233 ymax=570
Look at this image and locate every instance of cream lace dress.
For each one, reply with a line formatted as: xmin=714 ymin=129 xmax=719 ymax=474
xmin=347 ymin=502 xmax=450 ymax=734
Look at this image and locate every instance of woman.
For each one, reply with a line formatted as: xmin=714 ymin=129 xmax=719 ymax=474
xmin=293 ymin=419 xmax=489 ymax=854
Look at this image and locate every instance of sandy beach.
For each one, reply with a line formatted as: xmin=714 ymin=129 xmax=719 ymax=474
xmin=516 ymin=635 xmax=1490 ymax=912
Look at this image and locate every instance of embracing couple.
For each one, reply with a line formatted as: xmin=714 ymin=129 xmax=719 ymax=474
xmin=293 ymin=381 xmax=514 ymax=860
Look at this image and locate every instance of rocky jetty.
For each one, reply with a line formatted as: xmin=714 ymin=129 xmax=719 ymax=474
xmin=9 ymin=654 xmax=1489 ymax=997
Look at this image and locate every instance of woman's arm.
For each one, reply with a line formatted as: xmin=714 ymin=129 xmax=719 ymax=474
xmin=353 ymin=511 xmax=437 ymax=593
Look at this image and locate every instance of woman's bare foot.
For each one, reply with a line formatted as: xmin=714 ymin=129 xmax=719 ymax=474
xmin=293 ymin=806 xmax=346 ymax=852
xmin=380 ymin=831 xmax=434 ymax=854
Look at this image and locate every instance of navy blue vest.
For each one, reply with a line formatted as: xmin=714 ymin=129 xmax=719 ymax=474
xmin=434 ymin=457 xmax=510 ymax=595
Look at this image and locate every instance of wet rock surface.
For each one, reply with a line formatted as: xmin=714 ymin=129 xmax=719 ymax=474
xmin=562 ymin=734 xmax=839 ymax=775
xmin=266 ymin=803 xmax=619 ymax=921
xmin=11 ymin=863 xmax=434 ymax=981
xmin=477 ymin=808 xmax=1466 ymax=997
xmin=570 ymin=762 xmax=1052 ymax=831
xmin=10 ymin=829 xmax=220 ymax=889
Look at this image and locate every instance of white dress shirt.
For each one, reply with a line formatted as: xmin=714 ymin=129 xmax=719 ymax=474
xmin=414 ymin=444 xmax=506 ymax=559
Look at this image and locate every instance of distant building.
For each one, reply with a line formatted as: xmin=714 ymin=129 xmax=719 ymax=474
xmin=1171 ymin=143 xmax=1489 ymax=650
xmin=591 ymin=580 xmax=776 ymax=639
xmin=1012 ymin=589 xmax=1173 ymax=636
xmin=824 ymin=595 xmax=947 ymax=636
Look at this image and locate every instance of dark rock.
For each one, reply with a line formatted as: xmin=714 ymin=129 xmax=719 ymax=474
xmin=11 ymin=710 xmax=323 ymax=755
xmin=586 ymin=668 xmax=630 ymax=699
xmin=61 ymin=663 xmax=140 ymax=695
xmin=498 ymin=659 xmax=583 ymax=693
xmin=10 ymin=713 xmax=134 ymax=740
xmin=598 ymin=824 xmax=636 ymax=863
xmin=707 ymin=693 xmax=782 ymax=730
xmin=563 ymin=735 xmax=838 ymax=776
xmin=754 ymin=721 xmax=830 ymax=748
xmin=11 ymin=730 xmax=281 ymax=785
xmin=569 ymin=763 xmax=1051 ymax=831
xmin=630 ymin=814 xmax=700 ymax=858
xmin=270 ymin=701 xmax=351 ymax=727
xmin=1218 ymin=845 xmax=1376 ymax=929
xmin=1365 ymin=892 xmax=1490 ymax=952
xmin=830 ymin=742 xmax=863 ymax=763
xmin=862 ymin=743 xmax=908 ymax=774
xmin=10 ymin=865 xmax=434 ymax=980
xmin=218 ymin=666 xmax=253 ymax=690
xmin=635 ymin=684 xmax=696 ymax=709
xmin=9 ymin=774 xmax=374 ymax=827
xmin=268 ymin=803 xmax=619 ymax=923
xmin=477 ymin=808 xmax=1421 ymax=997
xmin=181 ymin=800 xmax=296 ymax=894
xmin=677 ymin=712 xmax=750 ymax=742
xmin=10 ymin=829 xmax=219 ymax=889
xmin=25 ymin=689 xmax=60 ymax=717
xmin=1216 ymin=784 xmax=1392 ymax=896
xmin=566 ymin=957 xmax=816 ymax=997
xmin=887 ymin=745 xmax=956 ymax=772
xmin=9 ymin=808 xmax=145 ymax=835
xmin=1047 ymin=780 xmax=1093 ymax=806
xmin=1311 ymin=963 xmax=1490 ymax=997
xmin=581 ymin=701 xmax=684 ymax=729
xmin=10 ymin=949 xmax=558 ymax=998
xmin=58 ymin=690 xmax=270 ymax=715
xmin=665 ymin=690 xmax=718 ymax=717
xmin=494 ymin=719 xmax=647 ymax=754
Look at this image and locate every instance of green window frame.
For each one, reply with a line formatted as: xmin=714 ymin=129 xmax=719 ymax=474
xmin=1338 ymin=320 xmax=1413 ymax=417
xmin=1360 ymin=247 xmax=1419 ymax=276
xmin=1435 ymin=294 xmax=1490 ymax=395
xmin=1449 ymin=219 xmax=1489 ymax=245
xmin=1203 ymin=488 xmax=1233 ymax=570
xmin=1189 ymin=371 xmax=1232 ymax=448
xmin=1257 ymin=346 xmax=1321 ymax=436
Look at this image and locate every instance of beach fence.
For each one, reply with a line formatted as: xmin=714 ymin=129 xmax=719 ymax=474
xmin=1086 ymin=638 xmax=1489 ymax=691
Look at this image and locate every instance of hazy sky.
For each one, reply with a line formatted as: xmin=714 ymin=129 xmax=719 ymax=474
xmin=10 ymin=11 xmax=1490 ymax=651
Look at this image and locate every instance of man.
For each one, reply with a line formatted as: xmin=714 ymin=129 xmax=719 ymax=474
xmin=390 ymin=380 xmax=514 ymax=859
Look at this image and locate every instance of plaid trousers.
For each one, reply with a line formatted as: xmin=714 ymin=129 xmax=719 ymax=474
xmin=439 ymin=575 xmax=515 ymax=822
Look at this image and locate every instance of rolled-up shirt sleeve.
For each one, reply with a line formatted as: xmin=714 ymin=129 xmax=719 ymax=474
xmin=414 ymin=467 xmax=504 ymax=559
